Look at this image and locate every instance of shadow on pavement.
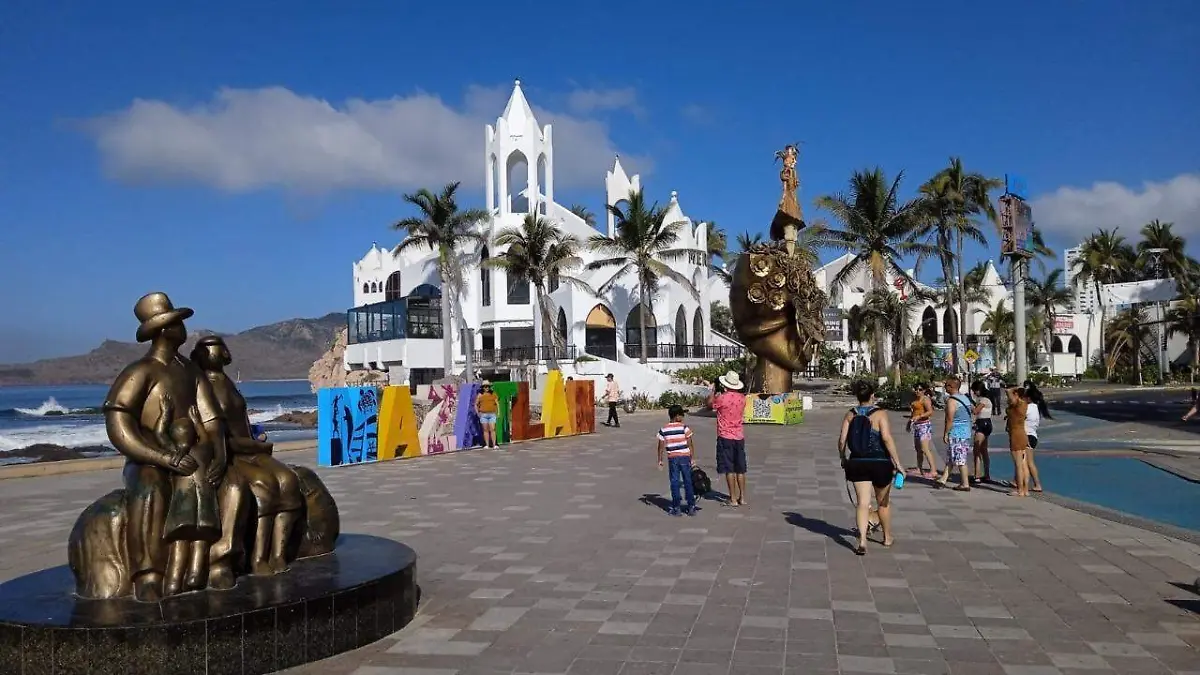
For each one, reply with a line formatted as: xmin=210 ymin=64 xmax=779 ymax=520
xmin=783 ymin=511 xmax=857 ymax=553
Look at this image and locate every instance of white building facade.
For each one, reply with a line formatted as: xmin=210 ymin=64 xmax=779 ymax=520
xmin=815 ymin=253 xmax=1106 ymax=377
xmin=343 ymin=81 xmax=740 ymax=395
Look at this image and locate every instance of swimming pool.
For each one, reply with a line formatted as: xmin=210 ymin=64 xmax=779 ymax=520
xmin=1035 ymin=455 xmax=1200 ymax=532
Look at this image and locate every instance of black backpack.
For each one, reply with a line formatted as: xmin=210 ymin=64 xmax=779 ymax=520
xmin=847 ymin=406 xmax=882 ymax=459
xmin=692 ymin=466 xmax=712 ymax=495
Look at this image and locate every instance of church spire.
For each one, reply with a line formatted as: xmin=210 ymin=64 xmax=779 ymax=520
xmin=502 ymin=79 xmax=538 ymax=129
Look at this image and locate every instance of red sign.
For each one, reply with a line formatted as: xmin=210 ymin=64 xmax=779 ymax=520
xmin=893 ymin=277 xmax=907 ymax=300
xmin=1053 ymin=317 xmax=1074 ymax=332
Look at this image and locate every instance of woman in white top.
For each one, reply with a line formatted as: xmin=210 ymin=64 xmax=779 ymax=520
xmin=1022 ymin=389 xmax=1044 ymax=492
xmin=969 ymin=381 xmax=993 ymax=483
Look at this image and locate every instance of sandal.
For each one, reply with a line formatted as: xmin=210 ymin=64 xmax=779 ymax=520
xmin=935 ymin=479 xmax=948 ymax=489
xmin=953 ymin=486 xmax=971 ymax=492
xmin=881 ymin=540 xmax=894 ymax=548
xmin=854 ymin=545 xmax=867 ymax=556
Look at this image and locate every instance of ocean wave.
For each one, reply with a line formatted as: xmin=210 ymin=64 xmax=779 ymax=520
xmin=248 ymin=404 xmax=318 ymax=424
xmin=9 ymin=397 xmax=101 ymax=417
xmin=0 ymin=423 xmax=112 ymax=452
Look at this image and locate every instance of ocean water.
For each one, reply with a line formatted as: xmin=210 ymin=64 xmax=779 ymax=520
xmin=0 ymin=380 xmax=318 ymax=454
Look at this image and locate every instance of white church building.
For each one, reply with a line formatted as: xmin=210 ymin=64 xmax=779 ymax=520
xmin=343 ymin=81 xmax=740 ymax=395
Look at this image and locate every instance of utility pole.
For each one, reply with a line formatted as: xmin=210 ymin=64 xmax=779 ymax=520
xmin=1147 ymin=248 xmax=1168 ymax=379
xmin=1013 ymin=257 xmax=1028 ymax=382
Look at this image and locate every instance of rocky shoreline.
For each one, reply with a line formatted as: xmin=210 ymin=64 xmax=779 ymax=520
xmin=0 ymin=444 xmax=117 ymax=465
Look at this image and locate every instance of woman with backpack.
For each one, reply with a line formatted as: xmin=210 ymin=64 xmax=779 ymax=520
xmin=937 ymin=376 xmax=974 ymax=491
xmin=838 ymin=380 xmax=904 ymax=556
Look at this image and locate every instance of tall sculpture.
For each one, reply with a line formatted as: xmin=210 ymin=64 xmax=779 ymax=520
xmin=68 ymin=292 xmax=339 ymax=600
xmin=730 ymin=145 xmax=827 ymax=393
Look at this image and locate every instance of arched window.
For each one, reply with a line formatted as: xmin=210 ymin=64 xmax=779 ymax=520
xmin=480 ymin=246 xmax=491 ymax=307
xmin=625 ymin=304 xmax=658 ymax=358
xmin=1068 ymin=335 xmax=1083 ymax=357
xmin=692 ymin=307 xmax=704 ymax=357
xmin=556 ymin=308 xmax=568 ymax=351
xmin=921 ymin=306 xmax=938 ymax=343
xmin=584 ymin=304 xmax=617 ymax=361
xmin=942 ymin=308 xmax=958 ymax=344
xmin=675 ymin=307 xmax=688 ymax=354
xmin=507 ymin=150 xmax=530 ymax=214
xmin=371 ymin=282 xmax=379 ymax=293
xmin=362 ymin=283 xmax=369 ymax=294
xmin=404 ymin=284 xmax=442 ymax=339
xmin=384 ymin=272 xmax=403 ymax=301
xmin=536 ymin=154 xmax=548 ymax=215
xmin=1051 ymin=336 xmax=1064 ymax=353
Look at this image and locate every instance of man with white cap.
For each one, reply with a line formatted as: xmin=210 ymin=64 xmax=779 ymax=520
xmin=710 ymin=371 xmax=749 ymax=506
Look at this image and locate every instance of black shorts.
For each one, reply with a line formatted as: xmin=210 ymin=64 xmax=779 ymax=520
xmin=1027 ymin=435 xmax=1039 ymax=449
xmin=715 ymin=437 xmax=747 ymax=474
xmin=844 ymin=460 xmax=894 ymax=488
xmin=975 ymin=419 xmax=993 ymax=437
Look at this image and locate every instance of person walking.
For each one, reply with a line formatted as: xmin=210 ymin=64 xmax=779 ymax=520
xmin=709 ymin=371 xmax=748 ymax=507
xmin=1005 ymin=387 xmax=1031 ymax=497
xmin=838 ymin=380 xmax=904 ymax=555
xmin=656 ymin=405 xmax=697 ymax=516
xmin=969 ymin=381 xmax=993 ymax=484
xmin=475 ymin=381 xmax=500 ymax=448
xmin=937 ymin=376 xmax=973 ymax=491
xmin=603 ymin=373 xmax=621 ymax=427
xmin=906 ymin=384 xmax=938 ymax=479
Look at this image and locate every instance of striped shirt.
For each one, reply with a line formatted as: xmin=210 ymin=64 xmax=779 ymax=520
xmin=657 ymin=422 xmax=693 ymax=458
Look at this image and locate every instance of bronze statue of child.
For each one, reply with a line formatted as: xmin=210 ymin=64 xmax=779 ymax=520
xmin=155 ymin=395 xmax=221 ymax=595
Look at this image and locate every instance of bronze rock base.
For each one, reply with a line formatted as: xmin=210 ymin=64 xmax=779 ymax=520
xmin=0 ymin=534 xmax=417 ymax=675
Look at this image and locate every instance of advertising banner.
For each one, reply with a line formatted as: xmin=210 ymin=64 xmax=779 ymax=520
xmin=744 ymin=393 xmax=805 ymax=425
xmin=823 ymin=308 xmax=844 ymax=342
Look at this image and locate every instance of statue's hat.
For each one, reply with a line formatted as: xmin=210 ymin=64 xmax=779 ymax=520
xmin=133 ymin=292 xmax=194 ymax=342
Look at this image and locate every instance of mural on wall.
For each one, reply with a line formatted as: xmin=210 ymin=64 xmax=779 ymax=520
xmin=316 ymin=371 xmax=595 ymax=467
xmin=932 ymin=344 xmax=998 ymax=373
xmin=318 ymin=386 xmax=380 ymax=466
xmin=421 ymin=384 xmax=459 ymax=455
xmin=743 ymin=392 xmax=805 ymax=426
xmin=454 ymin=382 xmax=484 ymax=450
xmin=377 ymin=386 xmax=421 ymax=460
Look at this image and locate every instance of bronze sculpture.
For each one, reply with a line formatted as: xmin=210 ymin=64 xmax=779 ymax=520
xmin=68 ymin=292 xmax=339 ymax=601
xmin=730 ymin=145 xmax=827 ymax=393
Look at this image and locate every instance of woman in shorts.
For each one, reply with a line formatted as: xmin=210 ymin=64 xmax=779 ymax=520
xmin=475 ymin=381 xmax=500 ymax=449
xmin=970 ymin=380 xmax=993 ymax=484
xmin=839 ymin=380 xmax=904 ymax=555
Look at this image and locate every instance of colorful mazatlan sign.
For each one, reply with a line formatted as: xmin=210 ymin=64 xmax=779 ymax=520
xmin=317 ymin=374 xmax=596 ymax=466
xmin=742 ymin=393 xmax=805 ymax=425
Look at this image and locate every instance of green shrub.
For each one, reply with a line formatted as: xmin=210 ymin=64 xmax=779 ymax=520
xmin=673 ymin=357 xmax=750 ymax=385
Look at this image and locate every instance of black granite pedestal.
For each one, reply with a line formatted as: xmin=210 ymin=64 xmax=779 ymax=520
xmin=0 ymin=534 xmax=417 ymax=675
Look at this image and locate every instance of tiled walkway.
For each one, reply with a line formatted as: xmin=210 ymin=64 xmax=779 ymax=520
xmin=2 ymin=409 xmax=1200 ymax=674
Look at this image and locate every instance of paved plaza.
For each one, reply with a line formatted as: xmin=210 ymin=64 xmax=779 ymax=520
xmin=2 ymin=410 xmax=1200 ymax=674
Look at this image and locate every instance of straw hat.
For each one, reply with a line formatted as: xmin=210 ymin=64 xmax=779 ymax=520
xmin=718 ymin=371 xmax=744 ymax=390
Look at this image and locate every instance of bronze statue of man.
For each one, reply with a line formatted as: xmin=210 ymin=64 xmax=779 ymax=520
xmin=102 ymin=293 xmax=228 ymax=601
xmin=193 ymin=335 xmax=304 ymax=577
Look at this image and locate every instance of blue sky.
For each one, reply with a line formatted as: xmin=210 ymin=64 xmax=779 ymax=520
xmin=2 ymin=1 xmax=1198 ymax=361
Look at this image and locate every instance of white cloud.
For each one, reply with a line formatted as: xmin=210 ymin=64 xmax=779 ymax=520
xmin=1032 ymin=173 xmax=1200 ymax=241
xmin=83 ymin=83 xmax=651 ymax=194
xmin=680 ymin=103 xmax=714 ymax=126
xmin=566 ymin=87 xmax=643 ymax=117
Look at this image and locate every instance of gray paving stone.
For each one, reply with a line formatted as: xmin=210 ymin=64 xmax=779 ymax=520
xmin=2 ymin=410 xmax=1198 ymax=675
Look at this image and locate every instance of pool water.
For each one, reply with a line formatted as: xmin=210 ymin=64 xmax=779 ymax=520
xmin=1035 ymin=455 xmax=1200 ymax=532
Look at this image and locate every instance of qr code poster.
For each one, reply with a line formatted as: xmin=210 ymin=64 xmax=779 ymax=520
xmin=743 ymin=393 xmax=804 ymax=425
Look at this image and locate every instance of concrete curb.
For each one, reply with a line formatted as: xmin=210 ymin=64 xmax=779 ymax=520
xmin=0 ymin=441 xmax=316 ymax=481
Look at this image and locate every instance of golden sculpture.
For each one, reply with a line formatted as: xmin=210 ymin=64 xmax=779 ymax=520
xmin=68 ymin=293 xmax=339 ymax=601
xmin=731 ymin=146 xmax=827 ymax=393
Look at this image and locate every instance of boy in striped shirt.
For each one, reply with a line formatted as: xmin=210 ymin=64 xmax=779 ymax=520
xmin=657 ymin=405 xmax=697 ymax=516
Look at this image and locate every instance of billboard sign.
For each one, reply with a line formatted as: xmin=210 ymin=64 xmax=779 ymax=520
xmin=822 ymin=307 xmax=843 ymax=342
xmin=999 ymin=195 xmax=1033 ymax=258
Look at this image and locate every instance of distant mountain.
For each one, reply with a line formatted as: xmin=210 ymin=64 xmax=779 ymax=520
xmin=0 ymin=313 xmax=346 ymax=386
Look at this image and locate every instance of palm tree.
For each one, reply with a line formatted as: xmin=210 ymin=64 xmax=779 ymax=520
xmin=846 ymin=304 xmax=870 ymax=373
xmin=863 ymin=288 xmax=929 ymax=383
xmin=484 ymin=214 xmax=592 ymax=369
xmin=587 ymin=188 xmax=704 ymax=363
xmin=392 ymin=182 xmax=489 ymax=377
xmin=1026 ymin=268 xmax=1073 ymax=374
xmin=568 ymin=204 xmax=597 ymax=229
xmin=1167 ymin=294 xmax=1200 ymax=383
xmin=1107 ymin=307 xmax=1152 ymax=385
xmin=735 ymin=231 xmax=763 ymax=252
xmin=705 ymin=221 xmax=730 ymax=282
xmin=920 ymin=158 xmax=1003 ymax=372
xmin=1072 ymin=228 xmax=1137 ymax=378
xmin=816 ymin=168 xmax=934 ymax=373
xmin=980 ymin=300 xmax=1015 ymax=370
